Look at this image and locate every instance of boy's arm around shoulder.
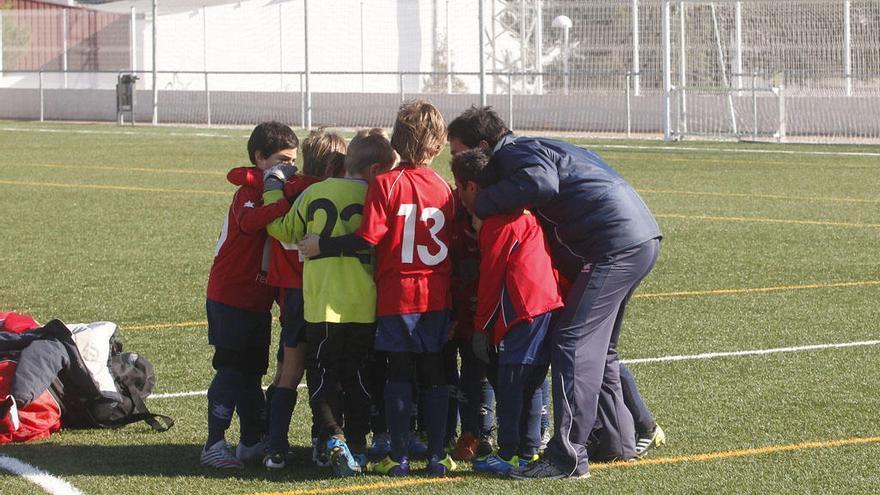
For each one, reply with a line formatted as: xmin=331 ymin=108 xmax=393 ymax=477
xmin=264 ymin=176 xmax=319 ymax=243
xmin=235 ymin=185 xmax=291 ymax=235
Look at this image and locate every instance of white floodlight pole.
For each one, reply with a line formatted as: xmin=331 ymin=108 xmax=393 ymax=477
xmin=446 ymin=0 xmax=452 ymax=93
xmin=632 ymin=0 xmax=640 ymax=96
xmin=304 ymin=0 xmax=312 ymax=130
xmin=552 ymin=15 xmax=572 ymax=95
xmin=679 ymin=1 xmax=687 ymax=136
xmin=279 ymin=3 xmax=284 ymax=90
xmin=130 ymin=6 xmax=137 ymax=72
xmin=203 ymin=5 xmax=210 ymax=126
xmin=479 ymin=0 xmax=486 ymax=106
xmin=734 ymin=2 xmax=742 ymax=90
xmin=661 ymin=0 xmax=671 ymax=141
xmin=535 ymin=0 xmax=543 ymax=95
xmin=62 ymin=8 xmax=69 ymax=88
xmin=844 ymin=0 xmax=852 ymax=96
xmin=151 ymin=0 xmax=158 ymax=125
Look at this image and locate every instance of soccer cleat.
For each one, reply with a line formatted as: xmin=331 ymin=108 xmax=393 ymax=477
xmin=452 ymin=431 xmax=480 ymax=460
xmin=635 ymin=424 xmax=667 ymax=458
xmin=200 ymin=440 xmax=244 ymax=469
xmin=426 ymin=453 xmax=457 ymax=477
xmin=371 ymin=455 xmax=411 ymax=476
xmin=327 ymin=437 xmax=363 ymax=477
xmin=509 ymin=458 xmax=586 ymax=481
xmin=519 ymin=453 xmax=540 ymax=466
xmin=408 ymin=432 xmax=429 ymax=457
xmin=263 ymin=451 xmax=286 ymax=470
xmin=235 ymin=438 xmax=269 ymax=465
xmin=472 ymin=454 xmax=519 ymax=474
xmin=312 ymin=437 xmax=330 ymax=467
xmin=368 ymin=432 xmax=391 ymax=458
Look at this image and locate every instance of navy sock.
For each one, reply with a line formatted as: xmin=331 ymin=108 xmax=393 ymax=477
xmin=268 ymin=386 xmax=297 ymax=454
xmin=206 ymin=367 xmax=243 ymax=448
xmin=385 ymin=381 xmax=412 ymax=461
xmin=422 ymin=385 xmax=449 ymax=459
xmin=237 ymin=373 xmax=266 ymax=446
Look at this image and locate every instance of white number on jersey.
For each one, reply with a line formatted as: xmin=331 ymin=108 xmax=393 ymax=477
xmin=396 ymin=203 xmax=448 ymax=265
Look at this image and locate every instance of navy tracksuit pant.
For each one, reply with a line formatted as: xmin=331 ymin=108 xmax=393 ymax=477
xmin=544 ymin=238 xmax=660 ymax=476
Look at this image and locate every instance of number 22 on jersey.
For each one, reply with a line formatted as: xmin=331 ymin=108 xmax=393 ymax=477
xmin=397 ymin=203 xmax=447 ymax=266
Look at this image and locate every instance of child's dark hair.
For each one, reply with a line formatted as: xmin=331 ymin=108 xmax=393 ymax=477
xmin=450 ymin=149 xmax=496 ymax=188
xmin=247 ymin=121 xmax=299 ymax=165
xmin=345 ymin=128 xmax=396 ymax=175
xmin=447 ymin=106 xmax=510 ymax=149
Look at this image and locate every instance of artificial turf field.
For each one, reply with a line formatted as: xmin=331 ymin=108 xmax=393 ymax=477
xmin=1 ymin=120 xmax=879 ymax=494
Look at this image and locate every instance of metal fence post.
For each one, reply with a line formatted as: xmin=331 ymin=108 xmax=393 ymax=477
xmin=151 ymin=0 xmax=158 ymax=125
xmin=752 ymin=72 xmax=758 ymax=140
xmin=777 ymin=79 xmax=786 ymax=142
xmin=300 ymin=72 xmax=305 ymax=129
xmin=399 ymin=73 xmax=405 ymax=102
xmin=303 ymin=0 xmax=312 ymax=130
xmin=205 ymin=71 xmax=211 ymax=126
xmin=844 ymin=0 xmax=852 ymax=96
xmin=661 ymin=0 xmax=671 ymax=141
xmin=39 ymin=71 xmax=45 ymax=122
xmin=478 ymin=0 xmax=487 ymax=106
xmin=508 ymin=72 xmax=514 ymax=130
xmin=632 ymin=0 xmax=640 ymax=96
xmin=625 ymin=72 xmax=632 ymax=138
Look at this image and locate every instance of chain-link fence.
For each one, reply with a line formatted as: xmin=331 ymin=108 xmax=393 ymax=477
xmin=1 ymin=0 xmax=879 ymax=141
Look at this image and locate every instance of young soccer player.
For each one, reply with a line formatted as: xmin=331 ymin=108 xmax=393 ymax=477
xmin=451 ymin=148 xmax=564 ymax=474
xmin=298 ymin=99 xmax=456 ymax=476
xmin=202 ymin=121 xmax=298 ymax=469
xmin=271 ymin=128 xmax=396 ymax=477
xmin=260 ymin=129 xmax=347 ymax=470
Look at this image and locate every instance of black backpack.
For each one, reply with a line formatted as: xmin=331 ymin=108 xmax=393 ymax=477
xmin=56 ymin=324 xmax=173 ymax=432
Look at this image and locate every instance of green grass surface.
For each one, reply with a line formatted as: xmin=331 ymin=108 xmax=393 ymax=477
xmin=1 ymin=121 xmax=879 ymax=494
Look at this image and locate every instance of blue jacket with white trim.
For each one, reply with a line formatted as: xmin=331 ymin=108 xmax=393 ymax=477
xmin=474 ymin=135 xmax=661 ymax=278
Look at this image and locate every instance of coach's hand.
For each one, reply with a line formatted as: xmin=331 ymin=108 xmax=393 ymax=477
xmin=472 ymin=332 xmax=491 ymax=364
xmin=297 ymin=234 xmax=321 ymax=258
xmin=263 ymin=164 xmax=297 ymax=192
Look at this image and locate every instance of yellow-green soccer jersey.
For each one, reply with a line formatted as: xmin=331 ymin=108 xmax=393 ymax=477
xmin=281 ymin=178 xmax=375 ymax=324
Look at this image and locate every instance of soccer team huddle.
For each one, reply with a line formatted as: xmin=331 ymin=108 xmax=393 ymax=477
xmin=202 ymin=100 xmax=666 ymax=480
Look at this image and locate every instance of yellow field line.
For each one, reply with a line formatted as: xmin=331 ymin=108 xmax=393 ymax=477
xmin=248 ymin=436 xmax=880 ymax=494
xmin=593 ymin=436 xmax=880 ymax=472
xmin=122 ymin=320 xmax=209 ymax=331
xmin=638 ymin=188 xmax=880 ymax=204
xmin=251 ymin=477 xmax=457 ymax=495
xmin=20 ymin=163 xmax=226 ymax=176
xmin=656 ymin=213 xmax=880 ymax=229
xmin=0 ymin=179 xmax=227 ymax=196
xmin=634 ymin=280 xmax=880 ymax=299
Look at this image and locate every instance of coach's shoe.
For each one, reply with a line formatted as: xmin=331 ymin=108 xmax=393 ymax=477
xmin=327 ymin=437 xmax=363 ymax=477
xmin=473 ymin=454 xmax=518 ymax=474
xmin=201 ymin=440 xmax=245 ymax=469
xmin=368 ymin=432 xmax=391 ymax=458
xmin=635 ymin=424 xmax=667 ymax=458
xmin=371 ymin=455 xmax=410 ymax=476
xmin=235 ymin=438 xmax=269 ymax=465
xmin=263 ymin=451 xmax=286 ymax=470
xmin=312 ymin=437 xmax=330 ymax=467
xmin=509 ymin=458 xmax=587 ymax=481
xmin=426 ymin=453 xmax=457 ymax=477
xmin=452 ymin=431 xmax=479 ymax=461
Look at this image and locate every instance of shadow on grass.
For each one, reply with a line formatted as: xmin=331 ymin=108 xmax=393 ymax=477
xmin=0 ymin=443 xmax=337 ymax=481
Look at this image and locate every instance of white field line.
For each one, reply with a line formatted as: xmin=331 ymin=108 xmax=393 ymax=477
xmin=590 ymin=143 xmax=880 ymax=158
xmin=148 ymin=339 xmax=880 ymax=400
xmin=0 ymin=455 xmax=84 ymax=495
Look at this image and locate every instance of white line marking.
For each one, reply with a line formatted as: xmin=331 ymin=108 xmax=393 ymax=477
xmin=624 ymin=340 xmax=880 ymax=364
xmin=590 ymin=143 xmax=880 ymax=158
xmin=0 ymin=126 xmax=245 ymax=139
xmin=148 ymin=340 xmax=880 ymax=400
xmin=0 ymin=455 xmax=85 ymax=495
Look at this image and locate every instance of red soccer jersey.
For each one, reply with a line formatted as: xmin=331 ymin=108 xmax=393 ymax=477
xmin=357 ymin=163 xmax=454 ymax=316
xmin=449 ymin=190 xmax=480 ymax=341
xmin=475 ymin=210 xmax=564 ymax=345
xmin=206 ymin=167 xmax=290 ymax=312
xmin=267 ymin=175 xmax=322 ymax=288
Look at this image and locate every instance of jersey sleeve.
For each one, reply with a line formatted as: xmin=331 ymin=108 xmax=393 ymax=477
xmin=234 ymin=187 xmax=291 ymax=235
xmin=474 ymin=151 xmax=559 ymax=219
xmin=474 ymin=216 xmax=514 ymax=334
xmin=356 ymin=180 xmax=389 ymax=245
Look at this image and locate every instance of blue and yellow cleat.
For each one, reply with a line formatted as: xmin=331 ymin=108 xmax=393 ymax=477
xmin=473 ymin=454 xmax=519 ymax=475
xmin=326 ymin=437 xmax=363 ymax=477
xmin=370 ymin=455 xmax=411 ymax=476
xmin=427 ymin=453 xmax=457 ymax=477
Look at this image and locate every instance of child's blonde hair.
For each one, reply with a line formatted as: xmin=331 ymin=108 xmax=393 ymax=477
xmin=302 ymin=128 xmax=347 ymax=178
xmin=390 ymin=99 xmax=447 ymax=166
xmin=345 ymin=128 xmax=397 ymax=176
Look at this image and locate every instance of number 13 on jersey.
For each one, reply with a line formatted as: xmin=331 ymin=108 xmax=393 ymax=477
xmin=397 ymin=203 xmax=448 ymax=266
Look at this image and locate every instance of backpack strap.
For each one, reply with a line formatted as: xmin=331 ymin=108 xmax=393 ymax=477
xmin=89 ymin=381 xmax=174 ymax=432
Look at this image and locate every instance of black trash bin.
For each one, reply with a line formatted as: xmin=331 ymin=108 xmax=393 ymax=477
xmin=116 ymin=74 xmax=139 ymax=125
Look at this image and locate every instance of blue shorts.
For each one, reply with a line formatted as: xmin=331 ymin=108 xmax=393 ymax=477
xmin=278 ymin=288 xmax=307 ymax=360
xmin=206 ymin=299 xmax=271 ymax=373
xmin=375 ymin=310 xmax=451 ymax=354
xmin=497 ymin=312 xmax=552 ymax=366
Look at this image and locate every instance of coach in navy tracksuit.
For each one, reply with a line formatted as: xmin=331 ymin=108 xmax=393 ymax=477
xmin=448 ymin=107 xmax=661 ymax=480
